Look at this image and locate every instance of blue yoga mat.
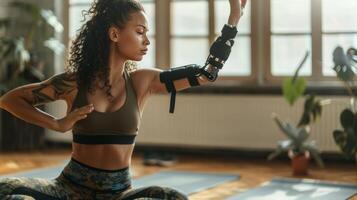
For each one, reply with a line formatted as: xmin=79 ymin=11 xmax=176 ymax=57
xmin=0 ymin=162 xmax=239 ymax=195
xmin=226 ymin=177 xmax=357 ymax=200
xmin=0 ymin=162 xmax=68 ymax=179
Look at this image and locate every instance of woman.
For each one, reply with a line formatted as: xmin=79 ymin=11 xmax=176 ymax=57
xmin=0 ymin=0 xmax=243 ymax=199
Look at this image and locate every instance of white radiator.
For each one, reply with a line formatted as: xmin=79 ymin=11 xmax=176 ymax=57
xmin=45 ymin=94 xmax=349 ymax=153
xmin=136 ymin=94 xmax=348 ymax=153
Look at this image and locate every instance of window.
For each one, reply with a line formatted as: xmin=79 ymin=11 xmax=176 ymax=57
xmin=69 ymin=0 xmax=91 ymax=39
xmin=170 ymin=0 xmax=209 ymax=67
xmin=322 ymin=0 xmax=357 ymax=76
xmin=269 ymin=0 xmax=357 ymax=82
xmin=270 ymin=0 xmax=312 ymax=76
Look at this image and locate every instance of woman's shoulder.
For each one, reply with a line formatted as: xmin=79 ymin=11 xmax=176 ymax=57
xmin=126 ymin=68 xmax=162 ymax=96
xmin=128 ymin=68 xmax=163 ymax=89
xmin=46 ymin=71 xmax=79 ymax=110
xmin=44 ymin=71 xmax=79 ymax=102
xmin=47 ymin=71 xmax=78 ymax=89
xmin=129 ymin=67 xmax=161 ymax=77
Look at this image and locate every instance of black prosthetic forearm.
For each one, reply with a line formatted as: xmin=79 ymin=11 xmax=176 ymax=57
xmin=203 ymin=24 xmax=238 ymax=81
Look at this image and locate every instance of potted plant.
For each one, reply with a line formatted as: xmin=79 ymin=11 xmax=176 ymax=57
xmin=332 ymin=46 xmax=357 ymax=162
xmin=268 ymin=52 xmax=328 ymax=175
xmin=0 ymin=1 xmax=64 ymax=150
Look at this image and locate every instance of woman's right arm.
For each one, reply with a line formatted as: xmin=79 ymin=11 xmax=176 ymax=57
xmin=0 ymin=72 xmax=92 ymax=132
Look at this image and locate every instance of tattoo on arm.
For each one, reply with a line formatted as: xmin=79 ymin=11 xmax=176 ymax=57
xmin=31 ymin=73 xmax=76 ymax=106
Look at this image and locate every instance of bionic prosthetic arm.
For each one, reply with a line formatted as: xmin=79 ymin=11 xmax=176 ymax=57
xmin=160 ymin=0 xmax=245 ymax=113
xmin=159 ymin=25 xmax=238 ymax=113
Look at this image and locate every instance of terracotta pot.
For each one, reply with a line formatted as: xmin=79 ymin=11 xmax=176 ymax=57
xmin=289 ymin=150 xmax=310 ymax=176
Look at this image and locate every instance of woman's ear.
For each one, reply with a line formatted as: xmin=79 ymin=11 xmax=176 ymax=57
xmin=108 ymin=27 xmax=120 ymax=42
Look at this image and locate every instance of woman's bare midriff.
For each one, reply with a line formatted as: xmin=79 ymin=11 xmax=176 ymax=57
xmin=71 ymin=143 xmax=135 ymax=170
xmin=67 ymin=74 xmax=143 ymax=171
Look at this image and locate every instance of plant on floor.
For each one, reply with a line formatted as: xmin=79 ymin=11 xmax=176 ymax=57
xmin=332 ymin=47 xmax=357 ymax=162
xmin=268 ymin=52 xmax=329 ymax=174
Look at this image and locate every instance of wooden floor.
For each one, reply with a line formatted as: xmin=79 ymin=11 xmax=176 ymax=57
xmin=0 ymin=149 xmax=356 ymax=200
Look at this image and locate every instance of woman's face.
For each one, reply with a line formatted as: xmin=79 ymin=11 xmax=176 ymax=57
xmin=112 ymin=10 xmax=150 ymax=61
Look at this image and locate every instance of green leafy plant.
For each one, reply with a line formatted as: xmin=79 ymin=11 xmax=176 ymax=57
xmin=332 ymin=47 xmax=357 ymax=161
xmin=282 ymin=52 xmax=308 ymax=106
xmin=268 ymin=52 xmax=328 ymax=168
xmin=0 ymin=1 xmax=64 ymax=53
xmin=0 ymin=1 xmax=64 ymax=92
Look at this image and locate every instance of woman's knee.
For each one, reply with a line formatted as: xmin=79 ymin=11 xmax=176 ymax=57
xmin=0 ymin=178 xmax=24 ymax=198
xmin=0 ymin=178 xmax=23 ymax=190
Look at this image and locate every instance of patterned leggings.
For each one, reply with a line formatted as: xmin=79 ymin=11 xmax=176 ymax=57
xmin=0 ymin=158 xmax=188 ymax=200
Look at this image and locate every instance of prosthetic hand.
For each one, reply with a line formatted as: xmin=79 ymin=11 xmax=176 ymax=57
xmin=160 ymin=0 xmax=246 ymax=113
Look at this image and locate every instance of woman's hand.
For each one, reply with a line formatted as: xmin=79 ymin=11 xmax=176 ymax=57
xmin=55 ymin=104 xmax=94 ymax=132
xmin=228 ymin=0 xmax=247 ymax=26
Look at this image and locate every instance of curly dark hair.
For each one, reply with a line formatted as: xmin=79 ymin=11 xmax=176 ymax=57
xmin=66 ymin=0 xmax=143 ymax=100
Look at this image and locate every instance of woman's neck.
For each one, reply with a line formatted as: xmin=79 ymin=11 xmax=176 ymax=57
xmin=107 ymin=46 xmax=127 ymax=85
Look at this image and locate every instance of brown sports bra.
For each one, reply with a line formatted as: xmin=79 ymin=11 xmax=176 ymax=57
xmin=71 ymin=70 xmax=140 ymax=144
